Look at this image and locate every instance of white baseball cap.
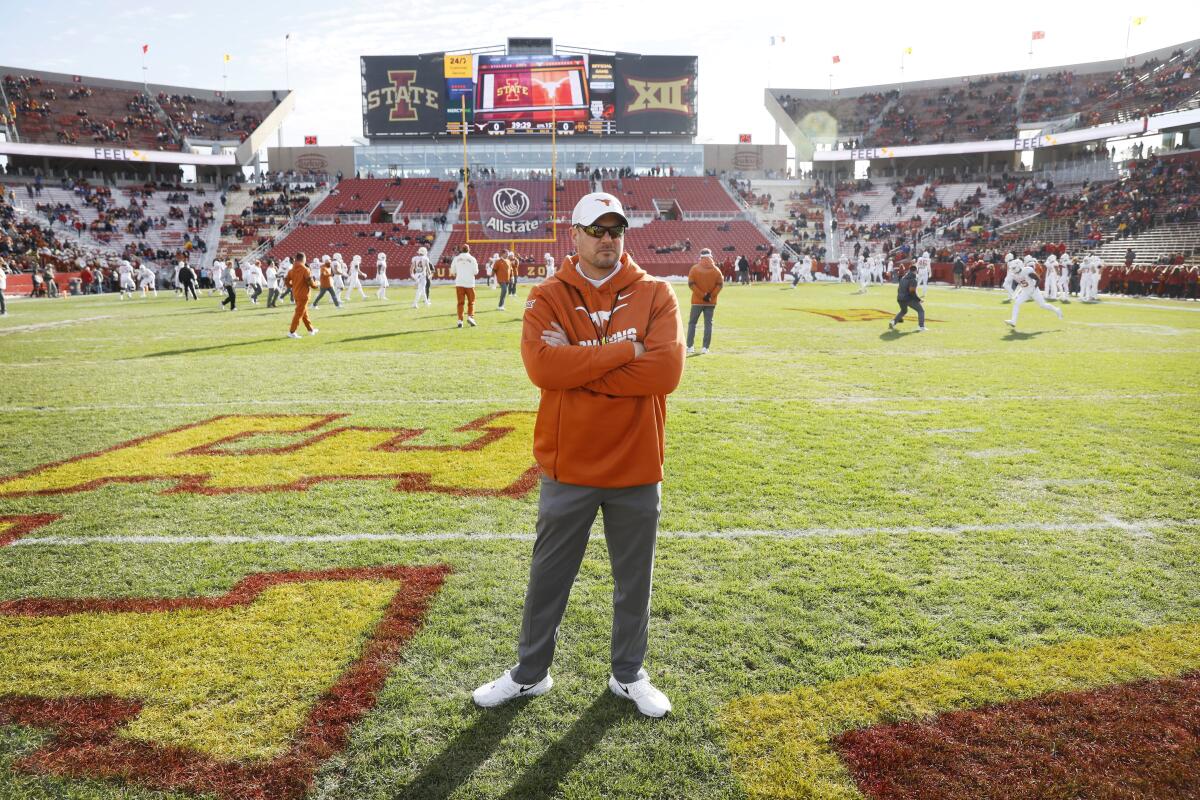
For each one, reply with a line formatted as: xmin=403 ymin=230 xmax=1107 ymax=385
xmin=418 ymin=246 xmax=428 ymax=255
xmin=571 ymin=192 xmax=628 ymax=227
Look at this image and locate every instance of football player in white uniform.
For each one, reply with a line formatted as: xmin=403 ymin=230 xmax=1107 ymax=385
xmin=346 ymin=255 xmax=366 ymax=300
xmin=375 ymin=253 xmax=389 ymax=300
xmin=1043 ymin=254 xmax=1060 ymax=300
xmin=331 ymin=253 xmax=347 ymax=302
xmin=543 ymin=252 xmax=556 ymax=281
xmin=1006 ymin=258 xmax=1063 ymax=329
xmin=853 ymin=255 xmax=871 ymax=294
xmin=1059 ymin=252 xmax=1074 ymax=299
xmin=837 ymin=254 xmax=853 ymax=283
xmin=411 ymin=246 xmax=432 ymax=308
xmin=768 ymin=251 xmax=783 ymax=283
xmin=1001 ymin=253 xmax=1018 ymax=302
xmin=915 ymin=251 xmax=932 ymax=297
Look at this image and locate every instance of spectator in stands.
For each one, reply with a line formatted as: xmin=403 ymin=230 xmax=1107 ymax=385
xmin=686 ymin=249 xmax=723 ymax=355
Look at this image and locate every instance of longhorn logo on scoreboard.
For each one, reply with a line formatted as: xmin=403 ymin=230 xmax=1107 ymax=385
xmin=623 ymin=76 xmax=694 ymax=116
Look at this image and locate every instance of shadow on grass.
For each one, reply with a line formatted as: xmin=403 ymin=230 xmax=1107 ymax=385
xmin=140 ymin=337 xmax=285 ymax=358
xmin=1003 ymin=328 xmax=1060 ymax=340
xmin=879 ymin=328 xmax=919 ymax=339
xmin=338 ymin=327 xmax=446 ymax=343
xmin=496 ymin=693 xmax=629 ymax=800
xmin=396 ymin=699 xmax=525 ymax=800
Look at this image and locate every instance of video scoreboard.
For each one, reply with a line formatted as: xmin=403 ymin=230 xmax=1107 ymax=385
xmin=362 ymin=50 xmax=697 ymax=139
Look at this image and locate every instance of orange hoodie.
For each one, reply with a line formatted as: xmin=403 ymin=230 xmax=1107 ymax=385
xmin=688 ymin=258 xmax=724 ymax=305
xmin=494 ymin=258 xmax=511 ymax=284
xmin=521 ymin=253 xmax=685 ymax=488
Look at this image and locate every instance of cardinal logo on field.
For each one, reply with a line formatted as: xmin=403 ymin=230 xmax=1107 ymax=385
xmin=493 ymin=188 xmax=531 ymax=219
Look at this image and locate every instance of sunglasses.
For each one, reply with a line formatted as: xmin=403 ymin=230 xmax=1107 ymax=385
xmin=576 ymin=223 xmax=627 ymax=239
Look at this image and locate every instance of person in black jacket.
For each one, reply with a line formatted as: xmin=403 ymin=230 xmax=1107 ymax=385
xmin=178 ymin=262 xmax=198 ymax=301
xmin=889 ymin=262 xmax=926 ymax=331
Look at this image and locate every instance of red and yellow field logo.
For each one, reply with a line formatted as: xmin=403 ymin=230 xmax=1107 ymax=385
xmin=792 ymin=308 xmax=895 ymax=322
xmin=721 ymin=623 xmax=1200 ymax=799
xmin=0 ymin=411 xmax=538 ymax=499
xmin=0 ymin=513 xmax=60 ymax=546
xmin=0 ymin=565 xmax=448 ymax=800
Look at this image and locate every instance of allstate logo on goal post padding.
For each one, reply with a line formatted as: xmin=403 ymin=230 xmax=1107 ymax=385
xmin=493 ymin=188 xmax=530 ymax=219
xmin=473 ymin=179 xmax=552 ymax=238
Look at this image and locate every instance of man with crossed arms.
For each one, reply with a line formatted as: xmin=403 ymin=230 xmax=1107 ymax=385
xmin=473 ymin=192 xmax=685 ymax=717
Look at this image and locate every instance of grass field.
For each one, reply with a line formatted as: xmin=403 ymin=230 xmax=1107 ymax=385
xmin=0 ymin=279 xmax=1198 ymax=800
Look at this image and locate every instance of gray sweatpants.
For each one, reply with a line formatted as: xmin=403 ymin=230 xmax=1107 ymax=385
xmin=512 ymin=477 xmax=661 ymax=685
xmin=687 ymin=304 xmax=715 ymax=349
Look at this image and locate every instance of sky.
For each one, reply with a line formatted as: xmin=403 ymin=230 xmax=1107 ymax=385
xmin=2 ymin=0 xmax=1197 ymax=150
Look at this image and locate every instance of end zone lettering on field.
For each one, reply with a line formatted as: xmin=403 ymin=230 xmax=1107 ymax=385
xmin=0 ymin=564 xmax=449 ymax=800
xmin=0 ymin=412 xmax=538 ymax=498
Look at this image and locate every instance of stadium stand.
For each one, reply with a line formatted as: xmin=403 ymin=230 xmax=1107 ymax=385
xmin=771 ymin=40 xmax=1200 ymax=147
xmin=4 ymin=74 xmax=176 ymax=150
xmin=312 ymin=178 xmax=457 ymax=220
xmin=2 ymin=67 xmax=287 ymax=153
xmin=2 ymin=178 xmax=219 ymax=270
xmin=600 ymin=176 xmax=739 ymax=215
xmin=216 ymin=179 xmax=324 ymax=262
xmin=264 ymin=223 xmax=435 ymax=279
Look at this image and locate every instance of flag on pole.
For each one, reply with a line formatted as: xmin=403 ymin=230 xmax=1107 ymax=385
xmin=1031 ymin=31 xmax=1045 ymax=40
xmin=142 ymin=44 xmax=149 ymax=54
xmin=1132 ymin=16 xmax=1148 ymax=26
xmin=903 ymin=47 xmax=913 ymax=55
xmin=224 ymin=54 xmax=232 ymax=63
xmin=832 ymin=55 xmax=841 ymax=64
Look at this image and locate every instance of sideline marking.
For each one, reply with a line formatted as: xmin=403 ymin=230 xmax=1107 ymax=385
xmin=0 ymin=392 xmax=1190 ymax=413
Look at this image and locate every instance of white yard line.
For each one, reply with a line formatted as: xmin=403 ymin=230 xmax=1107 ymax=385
xmin=0 ymin=392 xmax=1191 ymax=414
xmin=0 ymin=315 xmax=113 ymax=335
xmin=12 ymin=517 xmax=1198 ymax=548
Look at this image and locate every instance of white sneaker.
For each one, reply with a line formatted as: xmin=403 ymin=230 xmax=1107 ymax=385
xmin=310 ymin=328 xmax=318 ymax=336
xmin=686 ymin=346 xmax=694 ymax=355
xmin=701 ymin=347 xmax=709 ymax=354
xmin=473 ymin=669 xmax=553 ymax=708
xmin=916 ymin=327 xmax=927 ymax=332
xmin=457 ymin=321 xmax=463 ymax=328
xmin=467 ymin=316 xmax=477 ymax=326
xmin=1005 ymin=319 xmax=1016 ymax=328
xmin=287 ymin=332 xmax=300 ymax=339
xmin=609 ymin=669 xmax=671 ymax=718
